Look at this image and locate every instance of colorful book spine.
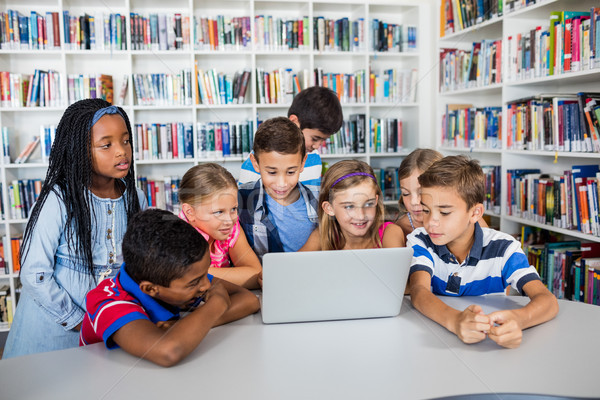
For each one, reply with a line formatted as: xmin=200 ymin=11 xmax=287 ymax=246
xmin=196 ymin=120 xmax=254 ymax=159
xmin=132 ymin=70 xmax=193 ymax=106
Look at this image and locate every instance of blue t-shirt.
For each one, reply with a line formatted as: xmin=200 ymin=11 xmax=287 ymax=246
xmin=266 ymin=192 xmax=316 ymax=252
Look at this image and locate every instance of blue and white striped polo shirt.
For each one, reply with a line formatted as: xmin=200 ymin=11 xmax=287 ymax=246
xmin=238 ymin=150 xmax=322 ymax=189
xmin=407 ymin=223 xmax=540 ymax=296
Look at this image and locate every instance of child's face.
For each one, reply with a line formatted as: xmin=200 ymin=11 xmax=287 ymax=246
xmin=90 ymin=114 xmax=132 ymax=185
xmin=323 ymin=180 xmax=378 ymax=239
xmin=152 ymin=252 xmax=212 ymax=309
xmin=184 ymin=187 xmax=238 ymax=242
xmin=251 ymin=151 xmax=306 ymax=205
xmin=400 ymin=169 xmax=423 ymax=223
xmin=303 ymin=128 xmax=329 ymax=152
xmin=420 ymin=186 xmax=480 ymax=248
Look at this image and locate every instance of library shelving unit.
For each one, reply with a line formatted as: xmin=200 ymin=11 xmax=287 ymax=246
xmin=0 ymin=0 xmax=434 ymax=331
xmin=436 ymin=0 xmax=600 ymax=238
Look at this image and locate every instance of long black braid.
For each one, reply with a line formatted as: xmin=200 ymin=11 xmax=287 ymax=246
xmin=20 ymin=99 xmax=141 ymax=284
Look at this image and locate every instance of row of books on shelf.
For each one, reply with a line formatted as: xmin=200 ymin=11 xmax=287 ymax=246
xmin=4 ymin=179 xmax=43 ymax=220
xmin=314 ymin=17 xmax=365 ymax=52
xmin=0 ymin=10 xmax=60 ymax=50
xmin=195 ymin=16 xmax=251 ymax=51
xmin=256 ymin=68 xmax=306 ymax=105
xmin=1 ymin=10 xmax=419 ymax=54
xmin=506 ymin=92 xmax=600 ymax=152
xmin=441 ymin=104 xmax=502 ymax=149
xmin=0 ymin=236 xmax=21 ymax=273
xmin=137 ymin=176 xmax=181 ymax=213
xmin=505 ymin=8 xmax=600 ymax=82
xmin=195 ymin=67 xmax=251 ymax=106
xmin=315 ymin=68 xmax=419 ymax=105
xmin=197 ymin=120 xmax=254 ymax=159
xmin=374 ymin=167 xmax=400 ymax=202
xmin=440 ymin=0 xmax=504 ymax=36
xmin=2 ymin=125 xmax=55 ymax=165
xmin=521 ymin=228 xmax=600 ymax=305
xmin=130 ymin=13 xmax=189 ymax=51
xmin=440 ymin=39 xmax=502 ymax=92
xmin=371 ymin=20 xmax=417 ymax=53
xmin=507 ymin=165 xmax=600 ymax=236
xmin=62 ymin=11 xmax=126 ymax=51
xmin=1 ymin=67 xmax=418 ymax=108
xmin=369 ymin=117 xmax=404 ymax=154
xmin=0 ymin=69 xmax=62 ymax=108
xmin=482 ymin=165 xmax=501 ymax=215
xmin=134 ymin=122 xmax=194 ymax=161
xmin=321 ymin=114 xmax=366 ymax=156
xmin=133 ymin=71 xmax=194 ymax=107
xmin=67 ymin=74 xmax=117 ymax=105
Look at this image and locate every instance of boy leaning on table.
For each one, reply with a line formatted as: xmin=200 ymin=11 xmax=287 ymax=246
xmin=79 ymin=209 xmax=260 ymax=367
xmin=407 ymin=155 xmax=558 ymax=349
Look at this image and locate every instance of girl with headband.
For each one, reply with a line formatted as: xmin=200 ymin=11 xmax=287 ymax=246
xmin=300 ymin=160 xmax=405 ymax=251
xmin=4 ymin=99 xmax=148 ymax=358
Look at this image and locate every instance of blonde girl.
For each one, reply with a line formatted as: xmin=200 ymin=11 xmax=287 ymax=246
xmin=179 ymin=163 xmax=261 ymax=289
xmin=396 ymin=148 xmax=486 ymax=241
xmin=300 ymin=160 xmax=404 ymax=250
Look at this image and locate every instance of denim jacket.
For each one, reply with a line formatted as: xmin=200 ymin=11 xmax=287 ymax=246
xmin=18 ymin=185 xmax=148 ymax=330
xmin=238 ymin=180 xmax=318 ymax=260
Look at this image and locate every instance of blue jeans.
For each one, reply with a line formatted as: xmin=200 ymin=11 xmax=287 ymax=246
xmin=3 ymin=257 xmax=118 ymax=358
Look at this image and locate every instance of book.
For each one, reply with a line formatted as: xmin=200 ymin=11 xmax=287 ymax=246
xmin=14 ymin=136 xmax=40 ymax=164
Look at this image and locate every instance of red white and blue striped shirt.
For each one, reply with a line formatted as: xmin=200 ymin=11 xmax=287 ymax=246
xmin=407 ymin=223 xmax=540 ymax=296
xmin=80 ymin=265 xmax=211 ymax=349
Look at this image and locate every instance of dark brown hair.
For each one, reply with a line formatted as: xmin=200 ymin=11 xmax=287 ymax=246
xmin=418 ymin=155 xmax=485 ymax=209
xmin=253 ymin=117 xmax=306 ymax=161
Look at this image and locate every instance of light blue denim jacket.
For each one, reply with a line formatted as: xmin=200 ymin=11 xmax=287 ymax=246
xmin=20 ymin=185 xmax=148 ymax=327
xmin=2 ymin=184 xmax=148 ymax=359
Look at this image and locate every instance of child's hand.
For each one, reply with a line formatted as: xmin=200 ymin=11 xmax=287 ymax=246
xmin=487 ymin=310 xmax=522 ymax=348
xmin=257 ymin=271 xmax=263 ymax=288
xmin=454 ymin=305 xmax=491 ymax=344
xmin=156 ymin=319 xmax=178 ymax=331
xmin=204 ymin=281 xmax=231 ymax=311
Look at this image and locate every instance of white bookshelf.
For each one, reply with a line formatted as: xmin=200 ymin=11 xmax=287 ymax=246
xmin=0 ymin=0 xmax=434 ymax=332
xmin=436 ymin=0 xmax=600 ymax=242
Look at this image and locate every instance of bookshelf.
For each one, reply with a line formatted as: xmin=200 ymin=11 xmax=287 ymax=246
xmin=437 ymin=0 xmax=600 ymax=302
xmin=0 ymin=0 xmax=434 ymax=332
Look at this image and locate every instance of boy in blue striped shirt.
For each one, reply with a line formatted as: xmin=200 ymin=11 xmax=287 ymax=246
xmin=238 ymin=86 xmax=343 ymax=189
xmin=408 ymin=155 xmax=558 ymax=349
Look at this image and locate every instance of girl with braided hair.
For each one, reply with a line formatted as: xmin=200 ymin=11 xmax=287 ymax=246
xmin=4 ymin=99 xmax=148 ymax=358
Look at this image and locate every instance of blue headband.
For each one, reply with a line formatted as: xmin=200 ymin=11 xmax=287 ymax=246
xmin=91 ymin=105 xmax=125 ymax=127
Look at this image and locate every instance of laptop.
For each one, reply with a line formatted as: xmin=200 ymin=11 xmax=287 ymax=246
xmin=261 ymin=247 xmax=413 ymax=324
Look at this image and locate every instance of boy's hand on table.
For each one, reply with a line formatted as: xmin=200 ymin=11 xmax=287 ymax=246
xmin=454 ymin=305 xmax=491 ymax=344
xmin=205 ymin=281 xmax=231 ymax=310
xmin=487 ymin=310 xmax=523 ymax=348
xmin=156 ymin=320 xmax=178 ymax=331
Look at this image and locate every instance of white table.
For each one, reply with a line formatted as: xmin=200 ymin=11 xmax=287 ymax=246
xmin=1 ymin=296 xmax=599 ymax=400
